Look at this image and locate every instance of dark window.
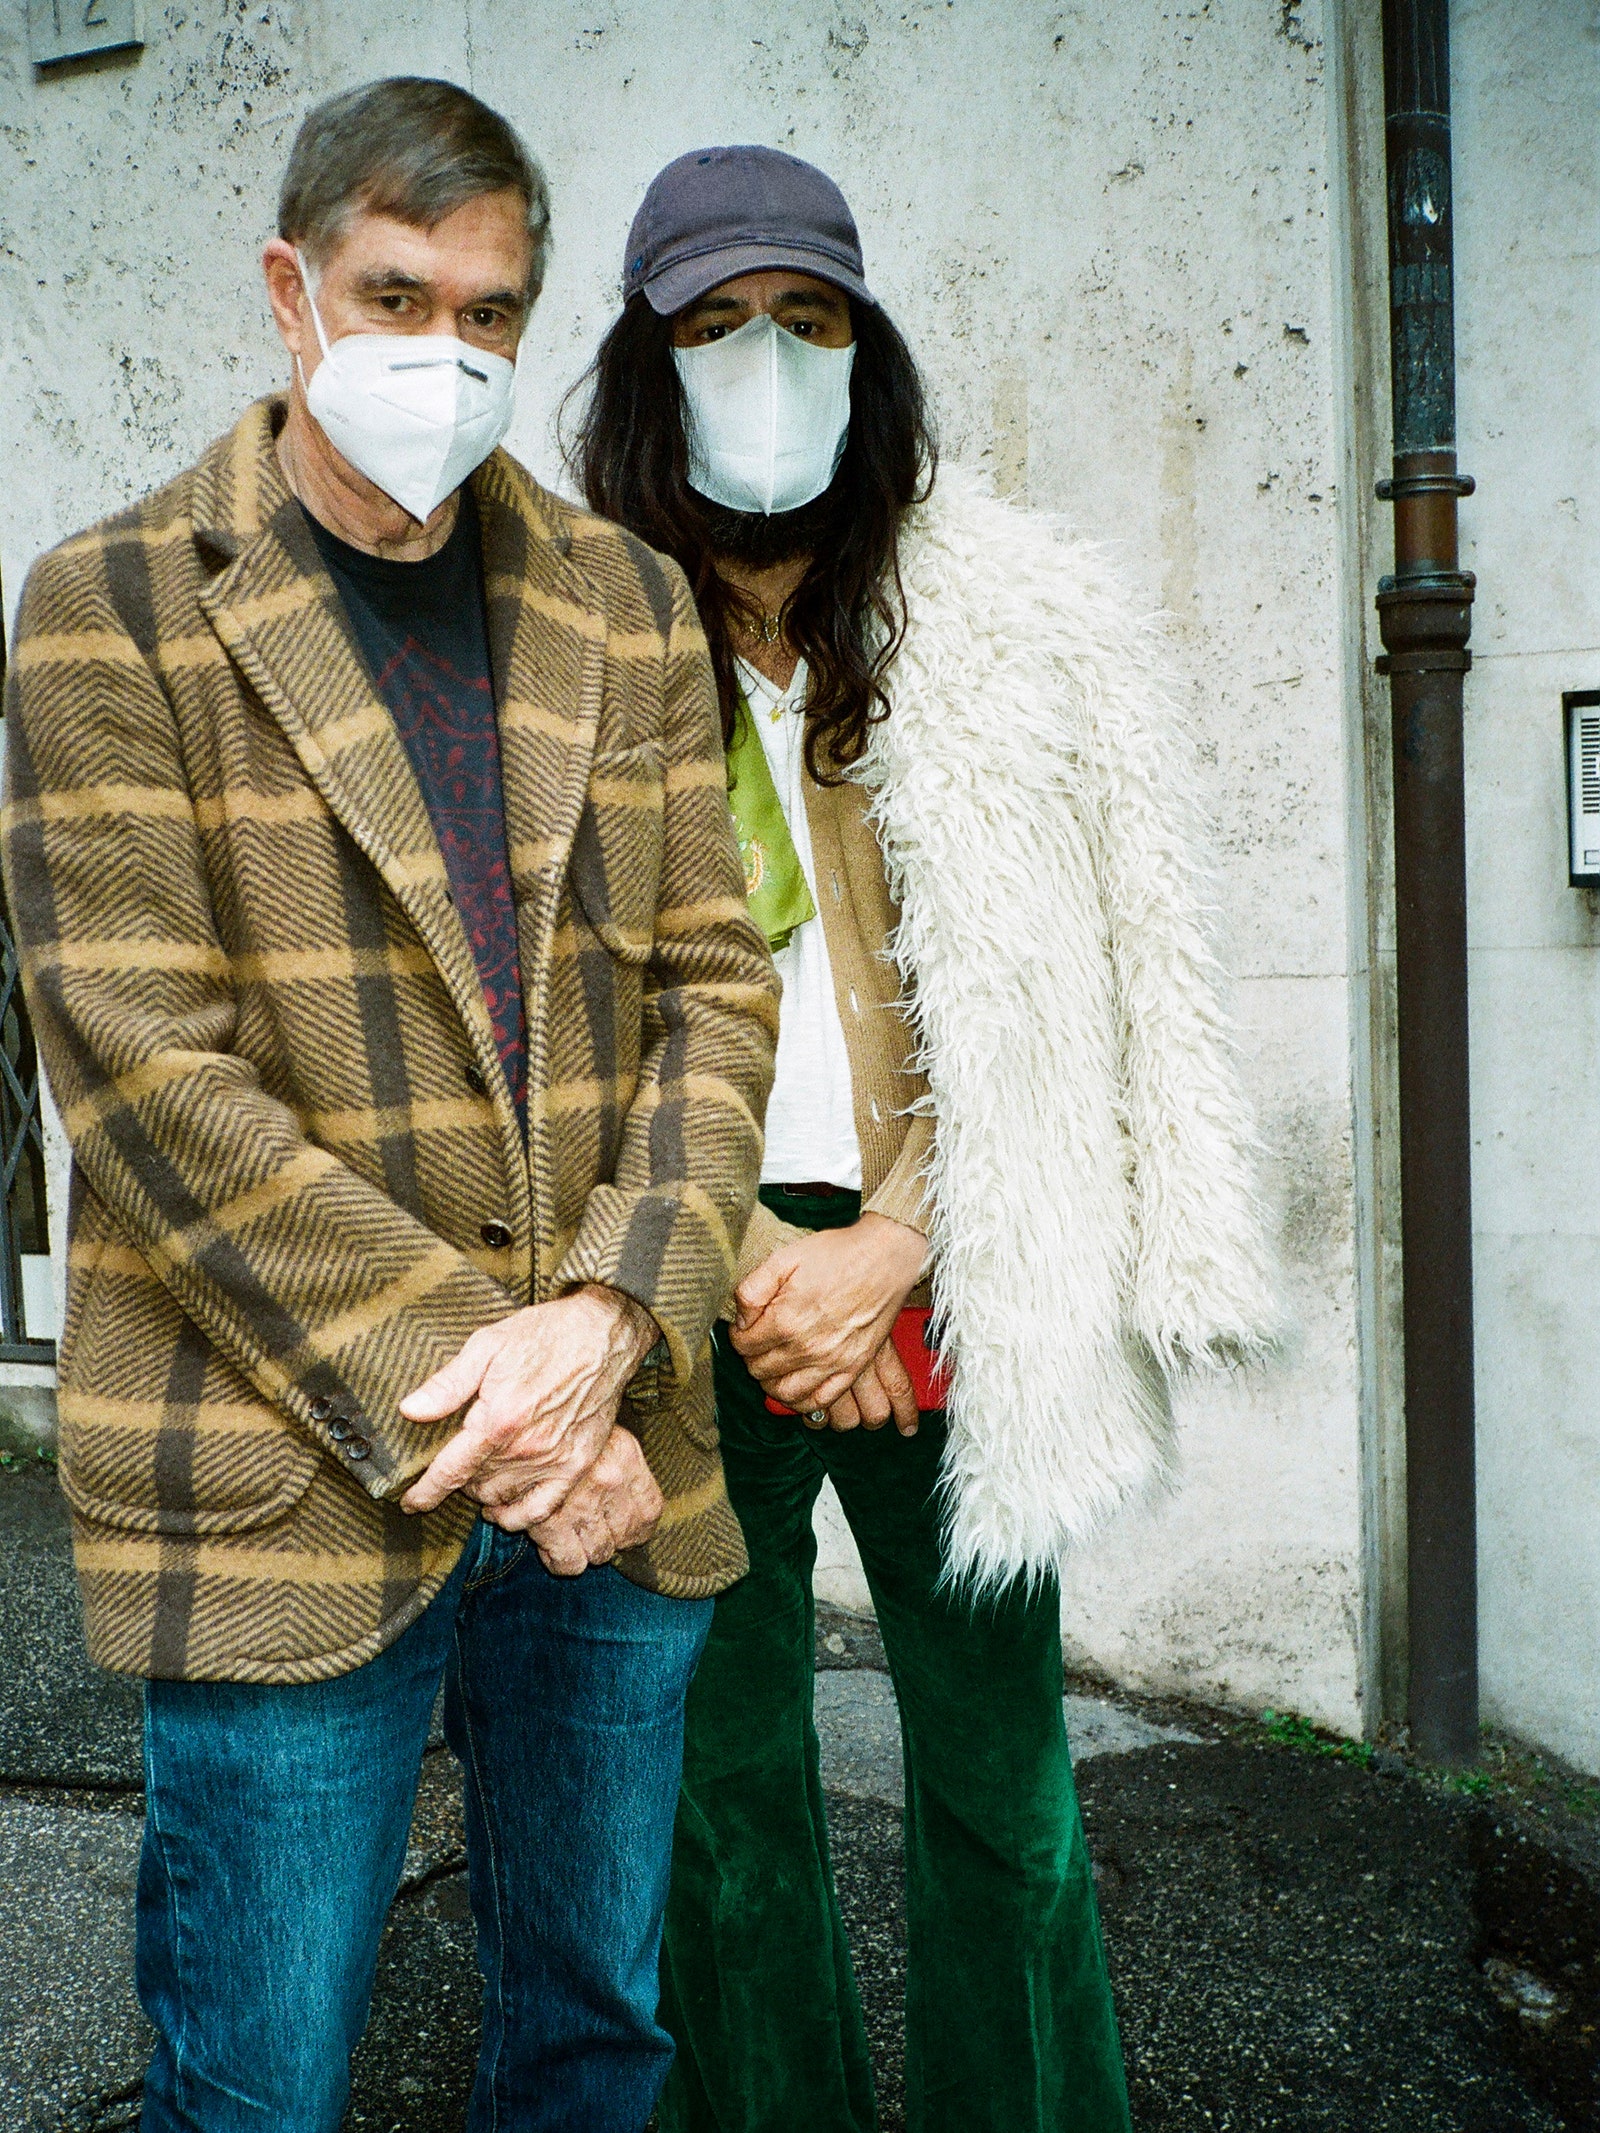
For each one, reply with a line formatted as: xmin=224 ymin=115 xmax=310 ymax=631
xmin=0 ymin=576 xmax=54 ymax=1363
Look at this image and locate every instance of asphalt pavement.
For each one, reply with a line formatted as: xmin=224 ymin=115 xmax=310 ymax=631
xmin=2 ymin=1457 xmax=1595 ymax=2132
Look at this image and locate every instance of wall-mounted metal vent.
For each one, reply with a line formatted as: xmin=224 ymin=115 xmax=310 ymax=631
xmin=1564 ymin=690 xmax=1600 ymax=887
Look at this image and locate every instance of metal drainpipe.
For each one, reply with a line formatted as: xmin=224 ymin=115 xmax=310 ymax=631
xmin=1375 ymin=0 xmax=1479 ymax=1766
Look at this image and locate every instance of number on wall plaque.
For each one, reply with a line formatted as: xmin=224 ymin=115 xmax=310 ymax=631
xmin=27 ymin=0 xmax=144 ymax=66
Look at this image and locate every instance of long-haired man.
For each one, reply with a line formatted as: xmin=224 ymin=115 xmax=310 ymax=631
xmin=571 ymin=146 xmax=1279 ymax=2132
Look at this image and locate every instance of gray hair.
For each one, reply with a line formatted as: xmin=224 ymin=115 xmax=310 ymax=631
xmin=278 ymin=77 xmax=551 ymax=297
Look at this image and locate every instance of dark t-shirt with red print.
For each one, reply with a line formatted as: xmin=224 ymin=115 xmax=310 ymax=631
xmin=306 ymin=492 xmax=528 ymax=1129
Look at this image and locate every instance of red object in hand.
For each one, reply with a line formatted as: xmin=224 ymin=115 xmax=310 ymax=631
xmin=765 ymin=1307 xmax=951 ymax=1418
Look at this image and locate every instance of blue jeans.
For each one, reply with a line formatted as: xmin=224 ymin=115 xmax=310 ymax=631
xmin=136 ymin=1520 xmax=713 ymax=2132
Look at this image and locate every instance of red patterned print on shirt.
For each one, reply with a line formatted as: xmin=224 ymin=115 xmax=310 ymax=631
xmin=378 ymin=637 xmax=528 ymax=1119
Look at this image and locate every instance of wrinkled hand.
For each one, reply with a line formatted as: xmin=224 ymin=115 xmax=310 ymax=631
xmin=398 ymin=1285 xmax=659 ymax=1524
xmin=805 ymin=1335 xmax=920 ymax=1437
xmin=512 ymin=1424 xmax=664 ymax=1573
xmin=731 ymin=1214 xmax=928 ymax=1418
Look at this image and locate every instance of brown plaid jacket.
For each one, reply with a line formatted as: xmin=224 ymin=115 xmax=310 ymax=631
xmin=1 ymin=398 xmax=777 ymax=1683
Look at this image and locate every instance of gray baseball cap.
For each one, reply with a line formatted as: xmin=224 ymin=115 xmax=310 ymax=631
xmin=623 ymin=145 xmax=875 ymax=315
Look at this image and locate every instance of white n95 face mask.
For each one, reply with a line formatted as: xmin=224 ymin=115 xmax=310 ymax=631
xmin=296 ymin=252 xmax=517 ymax=522
xmin=673 ymin=312 xmax=855 ymax=516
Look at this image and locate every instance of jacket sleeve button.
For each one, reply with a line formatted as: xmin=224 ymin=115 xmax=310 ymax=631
xmin=464 ymin=1063 xmax=487 ymax=1095
xmin=308 ymin=1395 xmax=334 ymax=1423
xmin=345 ymin=1438 xmax=371 ymax=1461
xmin=480 ymin=1220 xmax=513 ymax=1249
xmin=328 ymin=1419 xmax=352 ymax=1442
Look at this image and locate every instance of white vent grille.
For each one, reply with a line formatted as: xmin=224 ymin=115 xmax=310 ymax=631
xmin=1582 ymin=717 xmax=1600 ymax=815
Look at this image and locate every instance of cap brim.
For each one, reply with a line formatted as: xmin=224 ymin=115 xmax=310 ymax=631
xmin=639 ymin=239 xmax=874 ymax=315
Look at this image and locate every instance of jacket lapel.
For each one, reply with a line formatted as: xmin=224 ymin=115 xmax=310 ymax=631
xmin=192 ymin=402 xmax=606 ymax=1042
xmin=471 ymin=449 xmax=606 ymax=942
xmin=195 ymin=404 xmax=495 ymax=1043
xmin=189 ymin=401 xmax=611 ymax=1238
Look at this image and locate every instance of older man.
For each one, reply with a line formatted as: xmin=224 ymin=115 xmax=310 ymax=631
xmin=2 ymin=80 xmax=776 ymax=2133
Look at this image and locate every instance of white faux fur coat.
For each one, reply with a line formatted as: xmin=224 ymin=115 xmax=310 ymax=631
xmin=856 ymin=468 xmax=1280 ymax=1589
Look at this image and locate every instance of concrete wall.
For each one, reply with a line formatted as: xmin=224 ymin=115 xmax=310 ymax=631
xmin=1454 ymin=0 xmax=1600 ymax=1771
xmin=0 ymin=1 xmax=1377 ymax=1733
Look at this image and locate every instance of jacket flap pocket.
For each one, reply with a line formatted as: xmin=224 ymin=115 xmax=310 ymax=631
xmin=57 ymin=1285 xmax=322 ymax=1537
xmin=58 ymin=1388 xmax=322 ymax=1537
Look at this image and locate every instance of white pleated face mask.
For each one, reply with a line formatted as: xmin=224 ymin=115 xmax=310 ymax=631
xmin=673 ymin=312 xmax=855 ymax=516
xmin=296 ymin=252 xmax=517 ymax=522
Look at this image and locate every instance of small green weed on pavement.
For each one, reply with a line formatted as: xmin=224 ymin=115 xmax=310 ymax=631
xmin=1258 ymin=1706 xmax=1600 ymax=1854
xmin=0 ymin=1443 xmax=55 ymax=1476
xmin=1261 ymin=1708 xmax=1375 ymax=1767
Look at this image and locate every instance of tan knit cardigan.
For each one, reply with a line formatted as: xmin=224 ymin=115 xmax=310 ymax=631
xmin=735 ymin=769 xmax=934 ymax=1281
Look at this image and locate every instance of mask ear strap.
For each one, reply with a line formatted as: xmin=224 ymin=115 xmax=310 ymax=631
xmin=295 ymin=248 xmax=334 ymax=362
xmin=763 ymin=310 xmax=780 ymax=517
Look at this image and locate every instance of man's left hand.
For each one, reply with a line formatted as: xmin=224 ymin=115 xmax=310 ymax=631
xmin=398 ymin=1285 xmax=659 ymax=1521
xmin=505 ymin=1423 xmax=664 ymax=1573
xmin=811 ymin=1336 xmax=921 ymax=1436
xmin=731 ymin=1213 xmax=928 ymax=1416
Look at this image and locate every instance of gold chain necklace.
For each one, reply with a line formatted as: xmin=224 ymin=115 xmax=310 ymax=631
xmin=734 ymin=603 xmax=785 ymax=646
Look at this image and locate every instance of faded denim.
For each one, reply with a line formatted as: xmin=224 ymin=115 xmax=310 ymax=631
xmin=138 ymin=1520 xmax=711 ymax=2133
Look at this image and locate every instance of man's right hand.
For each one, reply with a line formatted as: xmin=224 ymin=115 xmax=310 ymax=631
xmin=398 ymin=1284 xmax=658 ymax=1523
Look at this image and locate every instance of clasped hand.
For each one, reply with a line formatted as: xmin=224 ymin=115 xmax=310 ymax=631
xmin=398 ymin=1285 xmax=663 ymax=1576
xmin=730 ymin=1213 xmax=929 ymax=1434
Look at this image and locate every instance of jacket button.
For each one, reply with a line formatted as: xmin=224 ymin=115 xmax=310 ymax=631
xmin=464 ymin=1062 xmax=487 ymax=1095
xmin=309 ymin=1395 xmax=334 ymax=1423
xmin=481 ymin=1220 xmax=513 ymax=1249
xmin=345 ymin=1437 xmax=371 ymax=1461
xmin=327 ymin=1418 xmax=352 ymax=1442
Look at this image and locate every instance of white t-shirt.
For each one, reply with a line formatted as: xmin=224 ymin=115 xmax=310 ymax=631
xmin=738 ymin=656 xmax=863 ymax=1191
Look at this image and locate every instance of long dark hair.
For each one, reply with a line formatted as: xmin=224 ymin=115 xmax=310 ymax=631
xmin=566 ymin=294 xmax=936 ymax=783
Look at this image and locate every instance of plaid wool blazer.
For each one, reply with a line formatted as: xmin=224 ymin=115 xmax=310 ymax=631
xmin=1 ymin=398 xmax=778 ymax=1683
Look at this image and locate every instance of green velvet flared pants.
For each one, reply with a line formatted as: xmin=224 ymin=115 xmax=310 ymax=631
xmin=658 ymin=1187 xmax=1131 ymax=2133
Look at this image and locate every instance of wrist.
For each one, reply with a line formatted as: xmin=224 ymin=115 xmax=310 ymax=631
xmin=579 ymin=1284 xmax=661 ymax=1371
xmin=857 ymin=1212 xmax=931 ymax=1284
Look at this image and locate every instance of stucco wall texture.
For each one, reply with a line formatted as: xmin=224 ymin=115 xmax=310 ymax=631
xmin=1 ymin=1 xmax=1389 ymax=1739
xmin=1454 ymin=1 xmax=1600 ymax=1773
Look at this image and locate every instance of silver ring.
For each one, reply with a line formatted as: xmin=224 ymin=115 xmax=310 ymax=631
xmin=806 ymin=1408 xmax=828 ymax=1425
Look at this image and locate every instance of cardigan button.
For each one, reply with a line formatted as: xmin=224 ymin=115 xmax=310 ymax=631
xmin=481 ymin=1220 xmax=514 ymax=1249
xmin=464 ymin=1062 xmax=487 ymax=1096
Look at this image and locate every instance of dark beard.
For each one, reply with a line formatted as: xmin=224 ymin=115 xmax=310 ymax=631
xmin=697 ymin=486 xmax=838 ymax=571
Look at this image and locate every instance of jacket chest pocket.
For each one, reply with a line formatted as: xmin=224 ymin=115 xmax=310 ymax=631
xmin=567 ymin=741 xmax=665 ymax=966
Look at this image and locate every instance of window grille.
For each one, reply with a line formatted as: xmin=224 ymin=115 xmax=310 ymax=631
xmin=0 ymin=578 xmax=55 ymax=1363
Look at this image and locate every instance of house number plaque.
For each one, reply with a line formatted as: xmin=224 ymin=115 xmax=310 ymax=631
xmin=28 ymin=0 xmax=144 ymax=66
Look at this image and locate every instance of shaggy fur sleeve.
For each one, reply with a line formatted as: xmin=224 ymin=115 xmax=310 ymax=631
xmin=1076 ymin=571 xmax=1282 ymax=1370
